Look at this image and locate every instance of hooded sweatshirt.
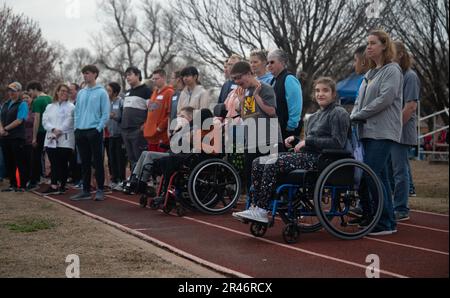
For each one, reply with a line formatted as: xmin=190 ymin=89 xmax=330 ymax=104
xmin=143 ymin=85 xmax=174 ymax=145
xmin=351 ymin=62 xmax=403 ymax=142
xmin=74 ymin=84 xmax=110 ymax=132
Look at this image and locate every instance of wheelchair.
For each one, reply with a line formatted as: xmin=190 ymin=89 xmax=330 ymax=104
xmin=139 ymin=155 xmax=242 ymax=216
xmin=242 ymin=148 xmax=384 ymax=244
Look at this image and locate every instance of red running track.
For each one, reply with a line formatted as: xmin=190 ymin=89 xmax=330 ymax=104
xmin=33 ymin=186 xmax=449 ymax=278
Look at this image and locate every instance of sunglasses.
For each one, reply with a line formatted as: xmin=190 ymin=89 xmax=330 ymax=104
xmin=267 ymin=60 xmax=277 ymax=65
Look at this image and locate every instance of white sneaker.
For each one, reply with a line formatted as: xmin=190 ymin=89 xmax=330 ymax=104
xmin=114 ymin=183 xmax=123 ymax=191
xmin=232 ymin=206 xmax=269 ymax=223
xmin=232 ymin=205 xmax=255 ymax=220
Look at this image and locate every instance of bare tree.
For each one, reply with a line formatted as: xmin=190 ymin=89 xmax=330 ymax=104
xmin=63 ymin=48 xmax=96 ymax=84
xmin=384 ymin=0 xmax=449 ymax=123
xmin=0 ymin=5 xmax=57 ymax=95
xmin=93 ymin=0 xmax=181 ymax=90
xmin=173 ymin=0 xmax=375 ymax=110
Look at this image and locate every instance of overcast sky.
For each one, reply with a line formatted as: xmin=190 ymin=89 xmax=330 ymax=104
xmin=2 ymin=0 xmax=99 ymax=50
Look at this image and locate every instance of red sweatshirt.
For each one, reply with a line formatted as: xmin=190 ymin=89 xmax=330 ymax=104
xmin=143 ymin=85 xmax=174 ymax=145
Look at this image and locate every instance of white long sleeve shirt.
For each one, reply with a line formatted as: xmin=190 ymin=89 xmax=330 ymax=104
xmin=42 ymin=101 xmax=75 ymax=149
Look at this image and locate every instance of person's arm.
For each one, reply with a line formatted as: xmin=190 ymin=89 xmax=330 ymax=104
xmin=403 ymin=101 xmax=418 ymax=125
xmin=32 ymin=110 xmax=40 ymax=147
xmin=97 ymin=91 xmax=111 ymax=132
xmin=305 ymin=109 xmax=350 ymax=150
xmin=351 ymin=67 xmax=402 ymax=120
xmin=285 ymin=75 xmax=302 ymax=131
xmin=200 ymin=89 xmax=211 ymax=110
xmin=254 ymin=82 xmax=276 ymax=116
xmin=157 ymin=91 xmax=173 ymax=133
xmin=60 ymin=104 xmax=75 ymax=133
xmin=42 ymin=104 xmax=54 ymax=132
xmin=4 ymin=102 xmax=28 ymax=132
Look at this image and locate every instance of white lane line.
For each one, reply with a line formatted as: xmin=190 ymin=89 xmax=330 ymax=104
xmin=105 ymin=194 xmax=408 ymax=278
xmin=107 ymin=194 xmax=449 ymax=269
xmin=179 ymin=214 xmax=408 ymax=278
xmin=41 ymin=194 xmax=251 ymax=278
xmin=411 ymin=209 xmax=449 ymax=217
xmin=398 ymin=222 xmax=448 ymax=233
xmin=364 ymin=237 xmax=449 ymax=256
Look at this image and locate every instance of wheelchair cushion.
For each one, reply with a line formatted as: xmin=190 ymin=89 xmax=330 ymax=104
xmin=278 ymin=169 xmax=309 ymax=185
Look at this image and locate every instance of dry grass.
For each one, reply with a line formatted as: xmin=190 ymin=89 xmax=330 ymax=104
xmin=0 ymin=189 xmax=222 ymax=278
xmin=409 ymin=160 xmax=449 ymax=214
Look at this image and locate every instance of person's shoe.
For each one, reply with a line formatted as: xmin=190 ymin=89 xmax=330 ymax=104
xmin=73 ymin=181 xmax=83 ymax=189
xmin=15 ymin=187 xmax=25 ymax=193
xmin=113 ymin=183 xmax=123 ymax=192
xmin=409 ymin=190 xmax=417 ymax=197
xmin=395 ymin=213 xmax=410 ymax=222
xmin=347 ymin=217 xmax=363 ymax=226
xmin=368 ymin=226 xmax=397 ymax=236
xmin=94 ymin=190 xmax=104 ymax=201
xmin=232 ymin=206 xmax=269 ymax=224
xmin=42 ymin=186 xmax=60 ymax=195
xmin=146 ymin=186 xmax=157 ymax=197
xmin=1 ymin=186 xmax=15 ymax=192
xmin=348 ymin=206 xmax=363 ymax=218
xmin=58 ymin=186 xmax=67 ymax=195
xmin=70 ymin=191 xmax=92 ymax=201
xmin=25 ymin=182 xmax=38 ymax=191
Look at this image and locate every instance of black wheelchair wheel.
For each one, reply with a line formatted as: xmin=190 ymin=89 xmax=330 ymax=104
xmin=188 ymin=158 xmax=242 ymax=215
xmin=313 ymin=159 xmax=384 ymax=240
xmin=283 ymin=223 xmax=300 ymax=244
xmin=250 ymin=222 xmax=267 ymax=237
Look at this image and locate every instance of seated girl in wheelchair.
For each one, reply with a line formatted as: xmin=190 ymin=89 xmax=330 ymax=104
xmin=123 ymin=106 xmax=195 ymax=195
xmin=232 ymin=77 xmax=350 ymax=224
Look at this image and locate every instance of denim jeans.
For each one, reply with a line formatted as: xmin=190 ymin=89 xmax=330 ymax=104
xmin=390 ymin=143 xmax=410 ymax=215
xmin=407 ymin=160 xmax=416 ymax=193
xmin=0 ymin=144 xmax=5 ymax=179
xmin=362 ymin=139 xmax=397 ymax=231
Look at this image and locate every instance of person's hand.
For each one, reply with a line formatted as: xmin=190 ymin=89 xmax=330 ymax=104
xmin=53 ymin=129 xmax=63 ymax=137
xmin=32 ymin=138 xmax=38 ymax=148
xmin=110 ymin=112 xmax=116 ymax=119
xmin=253 ymin=82 xmax=262 ymax=97
xmin=235 ymin=87 xmax=245 ymax=104
xmin=294 ymin=140 xmax=305 ymax=153
xmin=284 ymin=136 xmax=295 ymax=148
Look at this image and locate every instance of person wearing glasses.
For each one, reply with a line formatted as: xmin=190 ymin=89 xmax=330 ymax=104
xmin=42 ymin=84 xmax=75 ymax=194
xmin=229 ymin=61 xmax=282 ymax=193
xmin=267 ymin=49 xmax=303 ymax=142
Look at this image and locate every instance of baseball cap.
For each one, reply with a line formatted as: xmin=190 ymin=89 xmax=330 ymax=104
xmin=7 ymin=82 xmax=22 ymax=92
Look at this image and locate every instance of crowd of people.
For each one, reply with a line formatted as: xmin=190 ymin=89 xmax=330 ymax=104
xmin=0 ymin=29 xmax=421 ymax=237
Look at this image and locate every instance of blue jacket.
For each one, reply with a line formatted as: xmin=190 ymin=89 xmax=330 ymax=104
xmin=74 ymin=84 xmax=110 ymax=132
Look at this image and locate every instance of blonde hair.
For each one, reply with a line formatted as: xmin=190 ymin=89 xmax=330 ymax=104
xmin=368 ymin=30 xmax=396 ymax=69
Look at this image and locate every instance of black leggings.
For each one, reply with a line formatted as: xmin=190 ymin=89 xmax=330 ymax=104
xmin=46 ymin=147 xmax=72 ymax=188
xmin=1 ymin=138 xmax=28 ymax=188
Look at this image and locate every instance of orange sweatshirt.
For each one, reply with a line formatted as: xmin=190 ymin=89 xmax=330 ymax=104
xmin=143 ymin=85 xmax=174 ymax=145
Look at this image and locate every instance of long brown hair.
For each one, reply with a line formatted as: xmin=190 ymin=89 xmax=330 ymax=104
xmin=367 ymin=30 xmax=396 ymax=69
xmin=394 ymin=41 xmax=412 ymax=72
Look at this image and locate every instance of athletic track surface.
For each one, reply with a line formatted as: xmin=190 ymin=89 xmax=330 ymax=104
xmin=33 ymin=186 xmax=448 ymax=278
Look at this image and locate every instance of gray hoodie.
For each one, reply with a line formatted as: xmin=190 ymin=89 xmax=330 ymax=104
xmin=351 ymin=63 xmax=403 ymax=142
